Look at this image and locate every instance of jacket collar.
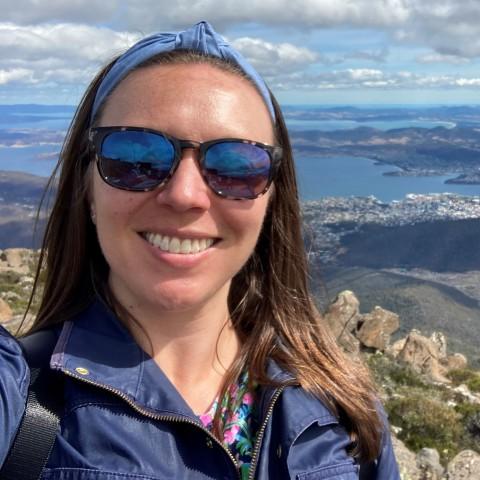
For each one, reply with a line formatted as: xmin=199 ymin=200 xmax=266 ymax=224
xmin=50 ymin=299 xmax=196 ymax=419
xmin=50 ymin=298 xmax=336 ymax=430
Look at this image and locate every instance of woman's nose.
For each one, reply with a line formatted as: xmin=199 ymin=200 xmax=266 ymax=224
xmin=154 ymin=149 xmax=212 ymax=212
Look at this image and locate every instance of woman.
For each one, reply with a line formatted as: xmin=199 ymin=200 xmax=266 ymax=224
xmin=0 ymin=21 xmax=400 ymax=479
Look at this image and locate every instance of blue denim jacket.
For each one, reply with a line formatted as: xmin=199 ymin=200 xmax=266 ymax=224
xmin=0 ymin=300 xmax=400 ymax=479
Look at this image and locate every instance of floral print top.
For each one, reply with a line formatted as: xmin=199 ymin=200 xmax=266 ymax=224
xmin=199 ymin=371 xmax=259 ymax=479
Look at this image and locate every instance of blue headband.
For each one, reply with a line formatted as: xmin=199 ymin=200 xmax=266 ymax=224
xmin=90 ymin=21 xmax=275 ymax=124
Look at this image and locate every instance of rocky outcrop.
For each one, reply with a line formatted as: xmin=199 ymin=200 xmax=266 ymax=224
xmin=2 ymin=313 xmax=35 ymax=335
xmin=0 ymin=248 xmax=37 ymax=331
xmin=356 ymin=306 xmax=399 ymax=351
xmin=446 ymin=450 xmax=480 ymax=479
xmin=392 ymin=436 xmax=421 ymax=479
xmin=323 ymin=290 xmax=361 ymax=354
xmin=324 ymin=291 xmax=469 ymax=381
xmin=430 ymin=332 xmax=448 ymax=360
xmin=388 ymin=329 xmax=470 ymax=385
xmin=394 ymin=444 xmax=480 ymax=480
xmin=324 ymin=290 xmax=399 ymax=353
xmin=396 ymin=330 xmax=449 ymax=382
xmin=0 ymin=298 xmax=12 ymax=323
xmin=446 ymin=353 xmax=468 ymax=371
xmin=324 ymin=291 xmax=479 ymax=479
xmin=416 ymin=448 xmax=444 ymax=479
xmin=452 ymin=384 xmax=480 ymax=405
xmin=0 ymin=248 xmax=35 ymax=274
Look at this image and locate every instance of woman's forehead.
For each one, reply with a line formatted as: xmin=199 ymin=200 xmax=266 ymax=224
xmin=99 ymin=63 xmax=275 ymax=143
xmin=106 ymin=62 xmax=260 ymax=103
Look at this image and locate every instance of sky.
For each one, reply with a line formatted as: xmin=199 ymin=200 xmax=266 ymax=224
xmin=1 ymin=0 xmax=480 ymax=105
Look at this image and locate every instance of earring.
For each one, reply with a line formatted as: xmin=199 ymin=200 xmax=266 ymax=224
xmin=90 ymin=206 xmax=96 ymax=225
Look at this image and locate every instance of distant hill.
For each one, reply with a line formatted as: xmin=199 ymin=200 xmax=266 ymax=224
xmin=0 ymin=170 xmax=48 ymax=203
xmin=0 ymin=104 xmax=74 ymax=125
xmin=0 ymin=170 xmax=50 ymax=249
xmin=337 ymin=218 xmax=480 ymax=272
xmin=291 ymin=124 xmax=480 ymax=178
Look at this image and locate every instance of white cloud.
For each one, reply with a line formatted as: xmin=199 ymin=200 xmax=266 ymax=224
xmin=270 ymin=68 xmax=480 ymax=91
xmin=346 ymin=69 xmax=384 ymax=81
xmin=0 ymin=25 xmax=321 ymax=90
xmin=231 ymin=37 xmax=318 ymax=75
xmin=0 ymin=23 xmax=136 ymax=63
xmin=1 ymin=0 xmax=479 ymax=100
xmin=1 ymin=1 xmax=479 ymax=60
xmin=0 ymin=68 xmax=33 ymax=85
xmin=0 ymin=23 xmax=138 ymax=87
xmin=123 ymin=0 xmax=480 ymax=60
xmin=130 ymin=0 xmax=409 ymax=30
xmin=0 ymin=0 xmax=411 ymax=30
xmin=0 ymin=0 xmax=118 ymax=24
xmin=455 ymin=78 xmax=480 ymax=87
xmin=417 ymin=53 xmax=471 ymax=65
xmin=395 ymin=0 xmax=480 ymax=59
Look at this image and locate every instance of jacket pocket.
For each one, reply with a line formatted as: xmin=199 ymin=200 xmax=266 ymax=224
xmin=296 ymin=461 xmax=359 ymax=479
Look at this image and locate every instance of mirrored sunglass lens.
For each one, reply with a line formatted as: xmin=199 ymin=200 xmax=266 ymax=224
xmin=99 ymin=131 xmax=174 ymax=190
xmin=204 ymin=142 xmax=271 ymax=198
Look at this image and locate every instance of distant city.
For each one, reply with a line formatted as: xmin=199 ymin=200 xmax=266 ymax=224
xmin=303 ymin=193 xmax=480 ymax=264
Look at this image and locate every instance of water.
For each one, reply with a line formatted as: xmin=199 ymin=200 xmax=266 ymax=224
xmin=1 ymin=105 xmax=479 ymax=202
xmin=296 ymin=155 xmax=480 ymax=202
xmin=0 ymin=144 xmax=60 ymax=177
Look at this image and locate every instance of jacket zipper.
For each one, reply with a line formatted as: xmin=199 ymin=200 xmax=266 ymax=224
xmin=247 ymin=386 xmax=285 ymax=480
xmin=60 ymin=369 xmax=241 ymax=480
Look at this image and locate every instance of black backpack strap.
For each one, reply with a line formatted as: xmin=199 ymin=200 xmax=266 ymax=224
xmin=0 ymin=330 xmax=63 ymax=480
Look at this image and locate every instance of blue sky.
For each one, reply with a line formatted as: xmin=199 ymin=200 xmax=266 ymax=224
xmin=1 ymin=0 xmax=480 ymax=105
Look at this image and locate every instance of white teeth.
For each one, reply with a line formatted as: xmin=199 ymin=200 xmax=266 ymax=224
xmin=160 ymin=236 xmax=169 ymax=251
xmin=169 ymin=237 xmax=181 ymax=253
xmin=180 ymin=239 xmax=191 ymax=253
xmin=153 ymin=235 xmax=162 ymax=248
xmin=144 ymin=233 xmax=215 ymax=254
xmin=191 ymin=239 xmax=200 ymax=253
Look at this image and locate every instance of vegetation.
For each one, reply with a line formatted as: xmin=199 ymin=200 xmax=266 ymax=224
xmin=448 ymin=368 xmax=480 ymax=393
xmin=387 ymin=392 xmax=462 ymax=463
xmin=367 ymin=352 xmax=480 ymax=465
xmin=0 ymin=250 xmax=43 ymax=333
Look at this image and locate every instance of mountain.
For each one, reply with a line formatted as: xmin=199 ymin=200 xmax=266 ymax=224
xmin=337 ymin=218 xmax=480 ymax=272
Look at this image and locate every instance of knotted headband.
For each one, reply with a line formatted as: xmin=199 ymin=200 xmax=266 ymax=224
xmin=90 ymin=21 xmax=275 ymax=124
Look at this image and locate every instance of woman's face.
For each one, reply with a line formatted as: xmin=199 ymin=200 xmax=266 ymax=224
xmin=91 ymin=62 xmax=275 ymax=317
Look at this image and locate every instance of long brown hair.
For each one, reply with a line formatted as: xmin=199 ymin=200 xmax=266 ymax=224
xmin=26 ymin=50 xmax=382 ymax=462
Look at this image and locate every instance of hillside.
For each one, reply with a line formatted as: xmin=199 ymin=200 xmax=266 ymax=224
xmin=0 ymin=171 xmax=50 ymax=248
xmin=315 ymin=266 xmax=480 ymax=367
xmin=337 ymin=218 xmax=480 ymax=272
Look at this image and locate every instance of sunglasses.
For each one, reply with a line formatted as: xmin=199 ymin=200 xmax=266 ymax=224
xmin=88 ymin=126 xmax=282 ymax=200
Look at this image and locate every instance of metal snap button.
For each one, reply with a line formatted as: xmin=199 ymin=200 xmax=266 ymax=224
xmin=206 ymin=437 xmax=214 ymax=448
xmin=276 ymin=444 xmax=282 ymax=458
xmin=75 ymin=367 xmax=90 ymax=375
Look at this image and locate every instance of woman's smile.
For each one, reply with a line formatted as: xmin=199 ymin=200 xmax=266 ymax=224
xmin=142 ymin=232 xmax=216 ymax=255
